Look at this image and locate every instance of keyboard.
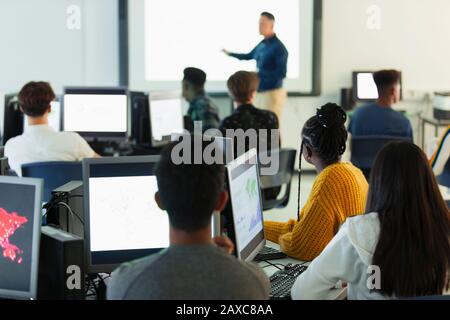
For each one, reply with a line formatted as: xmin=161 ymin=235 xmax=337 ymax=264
xmin=254 ymin=246 xmax=287 ymax=261
xmin=269 ymin=263 xmax=308 ymax=300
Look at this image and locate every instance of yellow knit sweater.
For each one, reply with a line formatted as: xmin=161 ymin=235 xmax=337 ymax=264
xmin=264 ymin=162 xmax=368 ymax=261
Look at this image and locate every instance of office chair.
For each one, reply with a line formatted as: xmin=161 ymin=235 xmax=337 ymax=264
xmin=21 ymin=161 xmax=82 ymax=202
xmin=350 ymin=136 xmax=412 ymax=179
xmin=436 ymin=157 xmax=450 ymax=188
xmin=259 ymin=148 xmax=297 ymax=211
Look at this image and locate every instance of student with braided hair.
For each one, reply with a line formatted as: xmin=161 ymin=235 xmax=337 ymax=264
xmin=264 ymin=103 xmax=369 ymax=261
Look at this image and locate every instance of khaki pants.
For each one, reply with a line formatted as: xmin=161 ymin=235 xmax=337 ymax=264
xmin=255 ymin=88 xmax=287 ymax=124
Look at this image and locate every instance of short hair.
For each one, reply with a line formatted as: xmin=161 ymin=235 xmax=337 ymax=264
xmin=183 ymin=67 xmax=207 ymax=88
xmin=155 ymin=136 xmax=225 ymax=233
xmin=18 ymin=81 xmax=55 ymax=117
xmin=373 ymin=70 xmax=401 ymax=93
xmin=261 ymin=12 xmax=275 ymax=21
xmin=227 ymin=71 xmax=260 ymax=104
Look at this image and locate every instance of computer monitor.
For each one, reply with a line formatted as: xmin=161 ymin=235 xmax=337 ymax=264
xmin=352 ymin=71 xmax=402 ymax=102
xmin=149 ymin=92 xmax=184 ymax=147
xmin=226 ymin=148 xmax=265 ymax=261
xmin=2 ymin=93 xmax=22 ymax=145
xmin=23 ymin=100 xmax=61 ymax=133
xmin=83 ymin=156 xmax=170 ymax=273
xmin=171 ymin=133 xmax=235 ymax=164
xmin=0 ymin=176 xmax=43 ymax=300
xmin=63 ymin=87 xmax=128 ymax=141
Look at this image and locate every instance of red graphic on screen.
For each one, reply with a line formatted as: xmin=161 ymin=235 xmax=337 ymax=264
xmin=0 ymin=208 xmax=28 ymax=264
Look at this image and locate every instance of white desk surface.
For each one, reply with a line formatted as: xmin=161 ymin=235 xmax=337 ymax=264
xmin=259 ymin=241 xmax=347 ymax=300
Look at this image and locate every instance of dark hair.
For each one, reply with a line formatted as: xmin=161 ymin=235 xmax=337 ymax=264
xmin=296 ymin=103 xmax=347 ymax=220
xmin=18 ymin=81 xmax=55 ymax=117
xmin=183 ymin=67 xmax=207 ymax=90
xmin=227 ymin=71 xmax=259 ymax=104
xmin=368 ymin=141 xmax=450 ymax=297
xmin=373 ymin=69 xmax=401 ymax=93
xmin=261 ymin=12 xmax=275 ymax=21
xmin=155 ymin=136 xmax=225 ymax=233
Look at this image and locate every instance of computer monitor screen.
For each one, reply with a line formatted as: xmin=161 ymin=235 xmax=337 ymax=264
xmin=0 ymin=176 xmax=43 ymax=300
xmin=63 ymin=88 xmax=128 ymax=140
xmin=149 ymin=92 xmax=184 ymax=147
xmin=23 ymin=101 xmax=61 ymax=132
xmin=83 ymin=156 xmax=170 ymax=273
xmin=352 ymin=71 xmax=403 ymax=102
xmin=226 ymin=149 xmax=265 ymax=261
xmin=353 ymin=72 xmax=379 ymax=101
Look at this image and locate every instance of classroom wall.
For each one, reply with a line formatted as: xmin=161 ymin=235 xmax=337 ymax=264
xmin=0 ymin=0 xmax=119 ymax=94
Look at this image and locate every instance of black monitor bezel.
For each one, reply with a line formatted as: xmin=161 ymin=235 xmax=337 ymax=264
xmin=0 ymin=176 xmax=43 ymax=300
xmin=352 ymin=71 xmax=403 ymax=102
xmin=225 ymin=149 xmax=265 ymax=261
xmin=82 ymin=155 xmax=165 ymax=274
xmin=62 ymin=87 xmax=129 ymax=142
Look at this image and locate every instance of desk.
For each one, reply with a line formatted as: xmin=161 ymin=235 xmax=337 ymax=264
xmin=259 ymin=241 xmax=347 ymax=300
xmin=420 ymin=115 xmax=450 ymax=148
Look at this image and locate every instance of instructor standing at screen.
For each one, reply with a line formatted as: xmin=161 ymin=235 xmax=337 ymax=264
xmin=223 ymin=12 xmax=288 ymax=122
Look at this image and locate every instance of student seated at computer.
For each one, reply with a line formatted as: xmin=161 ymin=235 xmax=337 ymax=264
xmin=182 ymin=67 xmax=220 ymax=132
xmin=348 ymin=69 xmax=413 ymax=140
xmin=220 ymin=71 xmax=280 ymax=200
xmin=264 ymin=104 xmax=368 ymax=261
xmin=107 ymin=138 xmax=270 ymax=300
xmin=220 ymin=71 xmax=279 ymax=155
xmin=292 ymin=141 xmax=450 ymax=299
xmin=4 ymin=81 xmax=99 ymax=176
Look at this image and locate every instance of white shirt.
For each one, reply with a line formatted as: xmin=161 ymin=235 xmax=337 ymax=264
xmin=291 ymin=212 xmax=449 ymax=300
xmin=4 ymin=124 xmax=96 ymax=176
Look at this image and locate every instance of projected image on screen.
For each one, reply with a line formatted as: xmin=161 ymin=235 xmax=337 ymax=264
xmin=129 ymin=0 xmax=314 ymax=92
xmin=89 ymin=176 xmax=170 ymax=252
xmin=63 ymin=94 xmax=127 ymax=133
xmin=145 ymin=0 xmax=299 ymax=81
xmin=230 ymin=166 xmax=263 ymax=251
xmin=150 ymin=98 xmax=184 ymax=141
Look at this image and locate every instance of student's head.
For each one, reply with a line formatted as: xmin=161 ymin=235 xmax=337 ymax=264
xmin=18 ymin=81 xmax=55 ymax=118
xmin=301 ymin=103 xmax=347 ymax=170
xmin=373 ymin=69 xmax=401 ymax=105
xmin=259 ymin=12 xmax=275 ymax=37
xmin=368 ymin=141 xmax=450 ymax=297
xmin=182 ymin=67 xmax=206 ymax=102
xmin=227 ymin=71 xmax=259 ymax=106
xmin=154 ymin=137 xmax=228 ymax=235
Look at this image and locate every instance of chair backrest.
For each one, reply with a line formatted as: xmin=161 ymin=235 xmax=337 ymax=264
xmin=437 ymin=158 xmax=450 ymax=188
xmin=21 ymin=161 xmax=82 ymax=202
xmin=259 ymin=148 xmax=297 ymax=189
xmin=351 ymin=135 xmax=412 ymax=172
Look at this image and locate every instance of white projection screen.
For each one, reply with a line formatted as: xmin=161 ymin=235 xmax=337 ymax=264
xmin=128 ymin=0 xmax=319 ymax=94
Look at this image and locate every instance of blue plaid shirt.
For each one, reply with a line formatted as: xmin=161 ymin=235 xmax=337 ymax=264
xmin=187 ymin=94 xmax=220 ymax=132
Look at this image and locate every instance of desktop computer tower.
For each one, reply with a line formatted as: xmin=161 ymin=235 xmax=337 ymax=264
xmin=50 ymin=181 xmax=84 ymax=238
xmin=129 ymin=91 xmax=150 ymax=146
xmin=38 ymin=226 xmax=85 ymax=300
xmin=340 ymin=88 xmax=356 ymax=111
